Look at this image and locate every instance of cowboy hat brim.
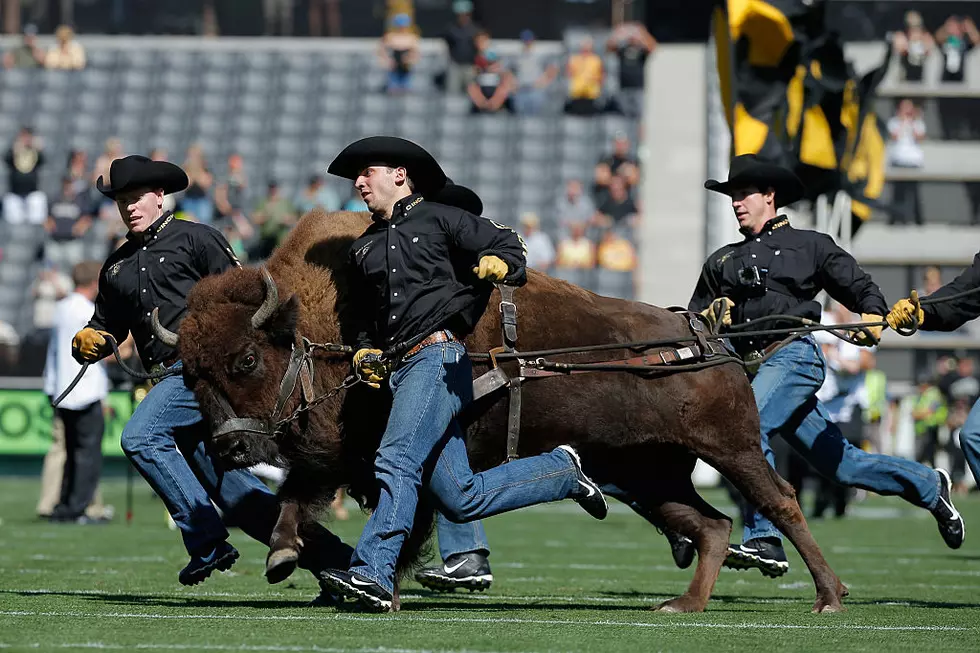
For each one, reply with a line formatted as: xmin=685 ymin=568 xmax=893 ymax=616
xmin=427 ymin=180 xmax=483 ymax=215
xmin=328 ymin=136 xmax=447 ymax=196
xmin=97 ymin=156 xmax=189 ymax=199
xmin=704 ymin=160 xmax=805 ymax=208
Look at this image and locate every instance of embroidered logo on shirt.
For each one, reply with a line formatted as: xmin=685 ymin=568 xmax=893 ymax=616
xmin=355 ymin=242 xmax=373 ymax=260
xmin=108 ymin=261 xmax=122 ymax=277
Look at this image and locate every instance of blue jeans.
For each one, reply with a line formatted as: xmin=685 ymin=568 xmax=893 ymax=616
xmin=514 ymin=87 xmax=546 ymax=115
xmin=743 ymin=337 xmax=941 ymax=543
xmin=435 ymin=513 xmax=490 ymax=560
xmin=349 ymin=338 xmax=581 ymax=593
xmin=960 ymin=398 xmax=980 ymax=487
xmin=122 ymin=362 xmax=351 ymax=566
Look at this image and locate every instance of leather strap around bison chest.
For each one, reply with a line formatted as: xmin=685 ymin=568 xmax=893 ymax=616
xmin=518 ymin=342 xmax=726 ymax=378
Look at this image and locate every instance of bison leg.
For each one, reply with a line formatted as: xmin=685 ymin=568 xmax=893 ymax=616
xmin=266 ymin=500 xmax=303 ymax=584
xmin=707 ymin=449 xmax=847 ymax=613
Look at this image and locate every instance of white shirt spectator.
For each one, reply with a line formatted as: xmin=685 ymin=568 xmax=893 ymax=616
xmin=524 ymin=230 xmax=556 ymax=271
xmin=43 ymin=291 xmax=108 ymax=410
xmin=887 ymin=115 xmax=925 ymax=168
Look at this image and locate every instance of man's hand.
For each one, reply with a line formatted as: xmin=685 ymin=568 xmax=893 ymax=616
xmin=353 ymin=348 xmax=385 ymax=389
xmin=886 ymin=292 xmax=925 ymax=331
xmin=853 ymin=314 xmax=884 ymax=346
xmin=71 ymin=328 xmax=112 ymax=364
xmin=700 ymin=297 xmax=734 ymax=331
xmin=473 ymin=255 xmax=508 ymax=282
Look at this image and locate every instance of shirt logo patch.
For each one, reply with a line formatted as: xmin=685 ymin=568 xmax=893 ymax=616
xmin=355 ymin=242 xmax=372 ymax=259
xmin=108 ymin=261 xmax=122 ymax=277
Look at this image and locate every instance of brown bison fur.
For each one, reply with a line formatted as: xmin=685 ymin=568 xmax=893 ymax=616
xmin=179 ymin=209 xmax=847 ymax=613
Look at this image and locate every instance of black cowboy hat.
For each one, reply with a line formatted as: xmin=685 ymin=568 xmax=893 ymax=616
xmin=96 ymin=154 xmax=189 ymax=199
xmin=327 ymin=136 xmax=447 ymax=197
xmin=427 ymin=179 xmax=483 ymax=215
xmin=704 ymin=154 xmax=805 ymax=208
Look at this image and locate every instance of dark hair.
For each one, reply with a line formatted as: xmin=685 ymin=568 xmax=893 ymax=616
xmin=72 ymin=261 xmax=102 ymax=288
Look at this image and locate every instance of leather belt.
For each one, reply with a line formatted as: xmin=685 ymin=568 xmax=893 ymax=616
xmin=403 ymin=330 xmax=459 ymax=359
xmin=742 ymin=340 xmax=782 ymax=364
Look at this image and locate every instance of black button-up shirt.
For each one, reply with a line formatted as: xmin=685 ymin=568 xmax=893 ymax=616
xmin=86 ymin=211 xmax=241 ymax=369
xmin=688 ymin=216 xmax=887 ymax=352
xmin=342 ymin=194 xmax=527 ymax=353
xmin=922 ymin=251 xmax=980 ymax=331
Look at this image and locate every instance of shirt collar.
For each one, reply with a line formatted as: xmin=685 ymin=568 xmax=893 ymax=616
xmin=126 ymin=211 xmax=175 ymax=243
xmin=742 ymin=215 xmax=789 ymax=239
xmin=374 ymin=193 xmax=424 ymax=225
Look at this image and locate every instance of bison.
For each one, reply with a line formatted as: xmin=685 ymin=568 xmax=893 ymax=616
xmin=172 ymin=209 xmax=847 ymax=613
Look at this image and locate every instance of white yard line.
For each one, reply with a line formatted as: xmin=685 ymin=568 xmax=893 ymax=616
xmin=0 ymin=610 xmax=972 ymax=632
xmin=0 ymin=644 xmax=519 ymax=653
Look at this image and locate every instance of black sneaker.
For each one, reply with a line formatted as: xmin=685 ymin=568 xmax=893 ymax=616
xmin=178 ymin=541 xmax=239 ymax=586
xmin=557 ymin=445 xmax=608 ymax=520
xmin=415 ymin=552 xmax=493 ymax=592
xmin=319 ymin=569 xmax=393 ymax=613
xmin=665 ymin=530 xmax=696 ymax=569
xmin=723 ymin=537 xmax=789 ymax=578
xmin=309 ymin=580 xmax=346 ymax=608
xmin=932 ymin=469 xmax=965 ymax=549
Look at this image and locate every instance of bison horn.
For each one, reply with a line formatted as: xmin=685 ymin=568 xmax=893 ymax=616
xmin=151 ymin=308 xmax=179 ymax=347
xmin=252 ymin=267 xmax=280 ymax=329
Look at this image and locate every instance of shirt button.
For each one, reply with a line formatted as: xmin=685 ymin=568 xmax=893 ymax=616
xmin=141 ymin=267 xmax=145 ymax=271
xmin=391 ymin=268 xmax=396 ymax=273
xmin=391 ymin=314 xmax=397 ymax=320
xmin=146 ymin=312 xmax=151 ymax=317
xmin=756 ymin=238 xmax=760 ymax=242
xmin=150 ymin=335 xmax=155 ymax=340
xmin=143 ymin=246 xmax=147 ymax=250
xmin=751 ymin=254 xmax=757 ymax=258
xmin=393 ymin=292 xmax=398 ymax=297
xmin=390 ymin=245 xmax=395 ymax=249
xmin=142 ymin=289 xmax=147 ymax=293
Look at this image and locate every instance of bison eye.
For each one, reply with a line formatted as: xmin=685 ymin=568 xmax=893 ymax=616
xmin=241 ymin=353 xmax=257 ymax=371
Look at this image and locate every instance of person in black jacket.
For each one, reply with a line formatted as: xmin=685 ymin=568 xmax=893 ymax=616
xmin=691 ymin=154 xmax=964 ymax=578
xmin=319 ymin=137 xmax=607 ymax=612
xmin=888 ymin=253 xmax=980 ymax=489
xmin=70 ymin=155 xmax=352 ymax=596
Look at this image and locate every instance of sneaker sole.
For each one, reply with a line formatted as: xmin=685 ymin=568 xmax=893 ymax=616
xmin=415 ymin=572 xmax=493 ymax=593
xmin=319 ymin=574 xmax=392 ymax=613
xmin=936 ymin=469 xmax=966 ymax=549
xmin=557 ymin=445 xmax=608 ymax=520
xmin=723 ymin=549 xmax=789 ymax=578
xmin=178 ymin=548 xmax=240 ymax=586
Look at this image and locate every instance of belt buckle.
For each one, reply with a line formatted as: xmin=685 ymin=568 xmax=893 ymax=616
xmin=148 ymin=363 xmax=167 ymax=387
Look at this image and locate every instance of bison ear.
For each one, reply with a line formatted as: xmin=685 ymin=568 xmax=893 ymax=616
xmin=264 ymin=294 xmax=300 ymax=346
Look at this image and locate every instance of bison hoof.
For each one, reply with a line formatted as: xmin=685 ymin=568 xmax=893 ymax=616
xmin=653 ymin=596 xmax=705 ymax=613
xmin=811 ymin=597 xmax=845 ymax=614
xmin=265 ymin=548 xmax=300 ymax=584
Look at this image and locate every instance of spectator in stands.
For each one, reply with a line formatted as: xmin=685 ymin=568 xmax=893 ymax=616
xmin=3 ymin=126 xmax=47 ymax=225
xmin=379 ymin=13 xmax=420 ymax=95
xmin=607 ymin=21 xmax=657 ymax=117
xmin=518 ymin=212 xmax=555 ymax=274
xmin=295 ymin=175 xmax=340 ymax=214
xmin=554 ymin=221 xmax=596 ymax=289
xmin=937 ymin=16 xmax=979 ymax=83
xmin=308 ymin=0 xmax=341 ymax=37
xmin=92 ymin=138 xmax=123 ymax=189
xmin=564 ymin=37 xmax=605 ymax=116
xmin=66 ymin=149 xmax=90 ymax=200
xmin=512 ymin=29 xmax=558 ymax=116
xmin=892 ymin=11 xmax=934 ymax=83
xmin=44 ymin=177 xmax=92 ymax=268
xmin=215 ymin=153 xmax=249 ymax=224
xmin=263 ymin=0 xmax=294 ymax=36
xmin=887 ymin=99 xmax=925 ymax=225
xmin=3 ymin=23 xmax=45 ymax=69
xmin=30 ymin=264 xmax=71 ymax=347
xmin=595 ymin=226 xmax=637 ymax=300
xmin=912 ymin=370 xmax=948 ymax=468
xmin=468 ymin=51 xmax=515 ymax=114
xmin=342 ymin=186 xmax=368 ymax=212
xmin=44 ymin=261 xmax=111 ymax=524
xmin=473 ymin=29 xmax=492 ymax=72
xmin=555 ymin=179 xmax=597 ymax=237
xmin=442 ymin=0 xmax=479 ymax=94
xmin=181 ymin=144 xmax=215 ymax=225
xmin=45 ymin=25 xmax=85 ymax=70
xmin=249 ymin=181 xmax=297 ymax=261
xmin=920 ymin=266 xmax=944 ymax=296
xmin=593 ymin=133 xmax=640 ymax=202
xmin=596 ymin=175 xmax=638 ymax=231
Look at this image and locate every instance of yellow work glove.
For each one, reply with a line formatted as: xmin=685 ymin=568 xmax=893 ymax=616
xmin=852 ymin=314 xmax=884 ymax=346
xmin=352 ymin=347 xmax=385 ymax=389
xmin=472 ymin=255 xmax=508 ymax=282
xmin=885 ymin=294 xmax=925 ymax=331
xmin=700 ymin=297 xmax=734 ymax=331
xmin=71 ymin=328 xmax=113 ymax=364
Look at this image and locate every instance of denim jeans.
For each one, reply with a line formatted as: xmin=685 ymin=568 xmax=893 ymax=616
xmin=743 ymin=337 xmax=941 ymax=543
xmin=348 ymin=338 xmax=581 ymax=593
xmin=959 ymin=398 xmax=980 ymax=487
xmin=514 ymin=87 xmax=546 ymax=115
xmin=122 ymin=362 xmax=352 ymax=567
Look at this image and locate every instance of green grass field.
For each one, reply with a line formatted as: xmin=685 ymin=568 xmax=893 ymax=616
xmin=0 ymin=475 xmax=978 ymax=653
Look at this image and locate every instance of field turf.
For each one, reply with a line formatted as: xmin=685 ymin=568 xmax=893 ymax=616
xmin=0 ymin=476 xmax=978 ymax=652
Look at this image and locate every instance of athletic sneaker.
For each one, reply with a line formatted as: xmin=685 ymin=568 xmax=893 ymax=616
xmin=723 ymin=537 xmax=789 ymax=578
xmin=932 ymin=469 xmax=965 ymax=549
xmin=557 ymin=445 xmax=608 ymax=520
xmin=319 ymin=569 xmax=393 ymax=613
xmin=178 ymin=541 xmax=239 ymax=586
xmin=415 ymin=552 xmax=493 ymax=592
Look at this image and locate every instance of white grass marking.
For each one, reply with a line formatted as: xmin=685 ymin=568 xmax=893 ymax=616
xmin=0 ymin=644 xmax=513 ymax=653
xmin=0 ymin=610 xmax=972 ymax=632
